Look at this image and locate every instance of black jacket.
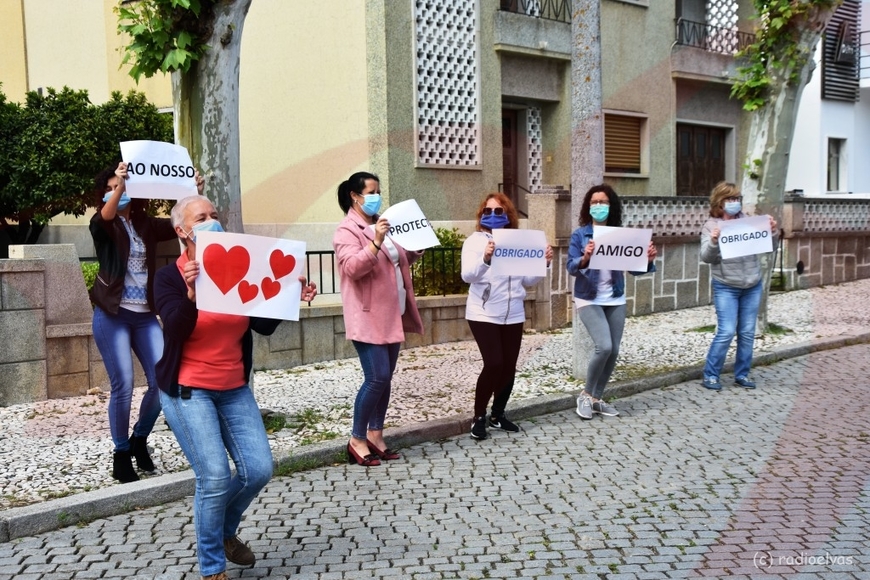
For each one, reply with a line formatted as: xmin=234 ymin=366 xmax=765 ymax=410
xmin=89 ymin=211 xmax=176 ymax=314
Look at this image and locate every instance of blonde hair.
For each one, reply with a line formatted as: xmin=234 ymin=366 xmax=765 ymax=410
xmin=709 ymin=181 xmax=740 ymax=218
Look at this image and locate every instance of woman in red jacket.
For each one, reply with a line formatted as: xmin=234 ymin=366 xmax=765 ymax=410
xmin=333 ymin=171 xmax=424 ymax=466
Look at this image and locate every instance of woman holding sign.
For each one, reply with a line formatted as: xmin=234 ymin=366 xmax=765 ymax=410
xmin=90 ymin=161 xmax=203 ymax=483
xmin=462 ymin=192 xmax=553 ymax=440
xmin=154 ymin=195 xmax=317 ymax=579
xmin=333 ymin=171 xmax=424 ymax=466
xmin=700 ymin=181 xmax=778 ymax=391
xmin=567 ymin=185 xmax=656 ymax=420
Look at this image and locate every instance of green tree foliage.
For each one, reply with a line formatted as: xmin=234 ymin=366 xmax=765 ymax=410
xmin=0 ymin=87 xmax=172 ymax=253
xmin=117 ymin=0 xmax=211 ymax=82
xmin=411 ymin=228 xmax=469 ymax=297
xmin=732 ymin=0 xmax=843 ymax=110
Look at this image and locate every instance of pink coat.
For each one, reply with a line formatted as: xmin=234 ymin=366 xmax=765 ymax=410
xmin=333 ymin=210 xmax=424 ymax=344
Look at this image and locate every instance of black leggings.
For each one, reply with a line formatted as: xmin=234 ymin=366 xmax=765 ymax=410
xmin=468 ymin=320 xmax=524 ymax=418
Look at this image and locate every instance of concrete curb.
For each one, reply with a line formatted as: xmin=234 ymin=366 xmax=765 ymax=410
xmin=2 ymin=330 xmax=868 ymax=542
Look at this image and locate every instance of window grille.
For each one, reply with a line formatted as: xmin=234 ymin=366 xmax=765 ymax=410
xmin=414 ymin=0 xmax=481 ymax=166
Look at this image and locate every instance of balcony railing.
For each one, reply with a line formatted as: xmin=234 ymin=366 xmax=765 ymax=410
xmin=499 ymin=0 xmax=571 ymax=24
xmin=861 ymin=30 xmax=870 ymax=80
xmin=675 ymin=18 xmax=755 ymax=55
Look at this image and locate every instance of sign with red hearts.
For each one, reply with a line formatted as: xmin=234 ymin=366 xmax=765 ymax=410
xmin=194 ymin=231 xmax=306 ymax=320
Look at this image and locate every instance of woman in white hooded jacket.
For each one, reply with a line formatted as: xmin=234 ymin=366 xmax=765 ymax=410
xmin=461 ymin=192 xmax=552 ymax=440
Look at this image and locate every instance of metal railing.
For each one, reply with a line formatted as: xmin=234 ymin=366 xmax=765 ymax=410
xmin=306 ymin=248 xmax=467 ymax=297
xmin=675 ymin=18 xmax=755 ymax=55
xmin=861 ymin=30 xmax=870 ymax=80
xmin=498 ymin=0 xmax=571 ymax=24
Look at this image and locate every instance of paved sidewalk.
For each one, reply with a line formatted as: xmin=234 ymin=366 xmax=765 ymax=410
xmin=0 ymin=343 xmax=868 ymax=579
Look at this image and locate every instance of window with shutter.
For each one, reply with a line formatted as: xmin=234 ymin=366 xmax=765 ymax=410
xmin=604 ymin=113 xmax=644 ymax=174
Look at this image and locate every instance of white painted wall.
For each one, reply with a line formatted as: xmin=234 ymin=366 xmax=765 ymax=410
xmin=787 ymin=0 xmax=870 ymax=197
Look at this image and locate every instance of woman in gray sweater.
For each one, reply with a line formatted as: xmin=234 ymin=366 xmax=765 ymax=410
xmin=700 ymin=182 xmax=778 ymax=391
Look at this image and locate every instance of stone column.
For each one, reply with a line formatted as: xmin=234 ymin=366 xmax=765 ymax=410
xmin=570 ymin=0 xmax=603 ymax=382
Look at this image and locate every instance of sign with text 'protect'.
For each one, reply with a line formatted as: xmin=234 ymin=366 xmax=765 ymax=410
xmin=718 ymin=215 xmax=773 ymax=260
xmin=120 ymin=140 xmax=198 ymax=201
xmin=589 ymin=226 xmax=652 ymax=272
xmin=195 ymin=231 xmax=306 ymax=321
xmin=378 ymin=199 xmax=440 ymax=251
xmin=490 ymin=229 xmax=548 ymax=277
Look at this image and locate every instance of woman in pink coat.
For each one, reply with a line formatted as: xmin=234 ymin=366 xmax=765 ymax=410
xmin=333 ymin=172 xmax=424 ymax=466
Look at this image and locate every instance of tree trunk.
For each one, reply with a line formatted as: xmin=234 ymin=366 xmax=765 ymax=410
xmin=739 ymin=5 xmax=838 ymax=330
xmin=172 ymin=0 xmax=252 ymax=234
xmin=570 ymin=0 xmax=604 ymax=380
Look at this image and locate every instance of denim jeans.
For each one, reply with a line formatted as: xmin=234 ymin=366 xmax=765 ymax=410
xmin=704 ymin=279 xmax=763 ymax=380
xmin=351 ymin=341 xmax=400 ymax=439
xmin=160 ymin=386 xmax=273 ymax=577
xmin=92 ymin=306 xmax=163 ymax=451
xmin=578 ymin=303 xmax=627 ymax=399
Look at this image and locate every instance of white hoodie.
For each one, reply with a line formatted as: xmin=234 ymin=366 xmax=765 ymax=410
xmin=461 ymin=231 xmax=545 ymax=325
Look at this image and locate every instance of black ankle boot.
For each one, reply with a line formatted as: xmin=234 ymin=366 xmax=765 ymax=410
xmin=129 ymin=435 xmax=155 ymax=472
xmin=112 ymin=450 xmax=140 ymax=483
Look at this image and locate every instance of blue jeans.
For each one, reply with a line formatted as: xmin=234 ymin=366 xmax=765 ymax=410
xmin=578 ymin=303 xmax=626 ymax=399
xmin=160 ymin=386 xmax=273 ymax=576
xmin=92 ymin=306 xmax=163 ymax=451
xmin=351 ymin=341 xmax=400 ymax=439
xmin=704 ymin=279 xmax=763 ymax=380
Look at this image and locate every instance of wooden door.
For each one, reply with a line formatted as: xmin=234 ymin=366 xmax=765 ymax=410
xmin=502 ymin=109 xmax=518 ymax=207
xmin=676 ymin=124 xmax=726 ymax=196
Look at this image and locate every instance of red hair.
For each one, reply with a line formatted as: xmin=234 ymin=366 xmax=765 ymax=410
xmin=474 ymin=192 xmax=519 ymax=231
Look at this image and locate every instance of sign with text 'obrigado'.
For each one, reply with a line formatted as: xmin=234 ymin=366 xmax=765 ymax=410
xmin=718 ymin=215 xmax=773 ymax=260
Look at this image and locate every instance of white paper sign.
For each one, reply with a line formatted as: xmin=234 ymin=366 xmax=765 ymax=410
xmin=490 ymin=229 xmax=548 ymax=278
xmin=119 ymin=140 xmax=198 ymax=201
xmin=588 ymin=226 xmax=653 ymax=272
xmin=718 ymin=215 xmax=773 ymax=260
xmin=378 ymin=199 xmax=440 ymax=251
xmin=194 ymin=231 xmax=306 ymax=321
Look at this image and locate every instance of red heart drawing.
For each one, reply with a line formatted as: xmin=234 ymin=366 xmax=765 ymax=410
xmin=202 ymin=244 xmax=251 ymax=295
xmin=238 ymin=280 xmax=259 ymax=303
xmin=269 ymin=249 xmax=297 ymax=280
xmin=262 ymin=277 xmax=281 ymax=300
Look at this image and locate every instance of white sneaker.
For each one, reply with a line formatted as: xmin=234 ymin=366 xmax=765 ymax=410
xmin=592 ymin=400 xmax=619 ymax=417
xmin=576 ymin=395 xmax=593 ymax=420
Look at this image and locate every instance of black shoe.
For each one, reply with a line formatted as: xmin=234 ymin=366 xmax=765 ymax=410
xmin=470 ymin=416 xmax=488 ymax=440
xmin=112 ymin=450 xmax=139 ymax=483
xmin=129 ymin=435 xmax=155 ymax=472
xmin=488 ymin=413 xmax=519 ymax=432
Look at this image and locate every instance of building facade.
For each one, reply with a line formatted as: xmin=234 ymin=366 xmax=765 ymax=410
xmin=1 ymin=0 xmax=799 ymax=249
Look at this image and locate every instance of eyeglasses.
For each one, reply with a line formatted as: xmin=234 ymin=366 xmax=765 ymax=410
xmin=483 ymin=207 xmax=505 ymax=216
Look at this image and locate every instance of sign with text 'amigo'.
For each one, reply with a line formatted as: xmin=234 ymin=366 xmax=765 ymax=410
xmin=195 ymin=231 xmax=306 ymax=321
xmin=120 ymin=140 xmax=198 ymax=201
xmin=589 ymin=226 xmax=653 ymax=272
xmin=718 ymin=215 xmax=773 ymax=260
xmin=490 ymin=229 xmax=548 ymax=278
xmin=378 ymin=199 xmax=440 ymax=251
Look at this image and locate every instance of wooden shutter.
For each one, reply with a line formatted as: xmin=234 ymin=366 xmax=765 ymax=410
xmin=605 ymin=114 xmax=641 ymax=173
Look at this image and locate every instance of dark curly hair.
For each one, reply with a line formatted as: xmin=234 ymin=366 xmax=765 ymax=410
xmin=579 ymin=184 xmax=622 ymax=227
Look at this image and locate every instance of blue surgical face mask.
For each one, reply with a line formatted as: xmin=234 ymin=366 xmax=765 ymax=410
xmin=359 ymin=194 xmax=382 ymax=216
xmin=103 ymin=192 xmax=131 ymax=211
xmin=724 ymin=201 xmax=742 ymax=216
xmin=185 ymin=219 xmax=224 ymax=243
xmin=480 ymin=213 xmax=510 ymax=230
xmin=589 ymin=204 xmax=610 ymax=223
